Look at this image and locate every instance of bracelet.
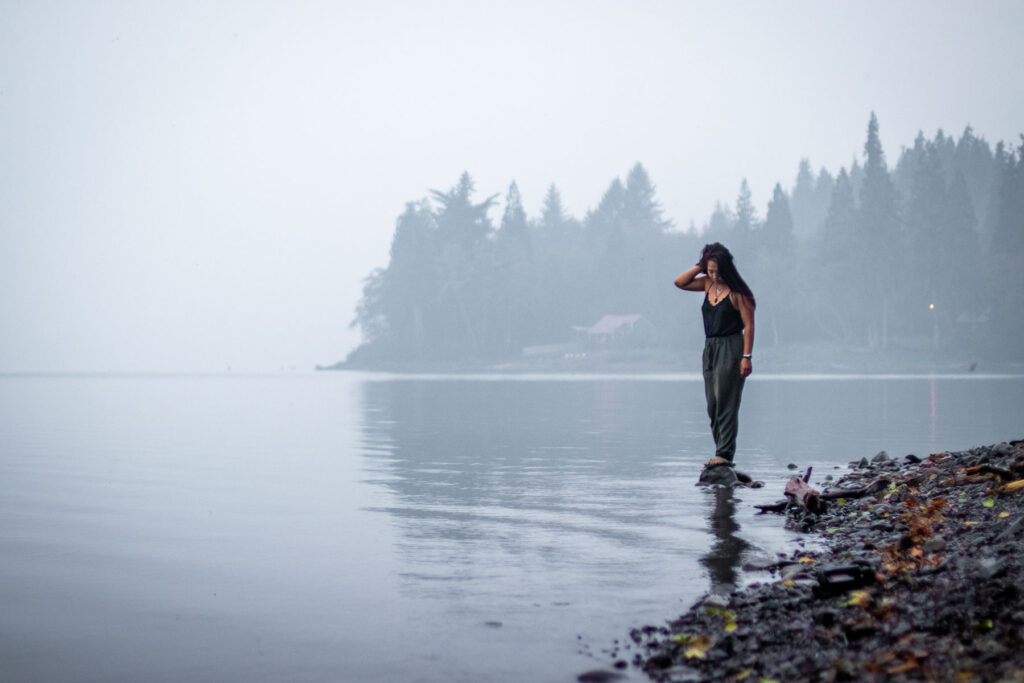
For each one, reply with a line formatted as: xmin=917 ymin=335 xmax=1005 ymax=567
xmin=742 ymin=354 xmax=752 ymax=359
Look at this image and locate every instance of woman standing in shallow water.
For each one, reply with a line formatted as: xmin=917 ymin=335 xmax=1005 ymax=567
xmin=674 ymin=243 xmax=755 ymax=475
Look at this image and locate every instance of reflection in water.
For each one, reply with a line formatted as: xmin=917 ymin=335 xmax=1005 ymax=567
xmin=358 ymin=380 xmax=705 ymax=588
xmin=699 ymin=487 xmax=750 ymax=595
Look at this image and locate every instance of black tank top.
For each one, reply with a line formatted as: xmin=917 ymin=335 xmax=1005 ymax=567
xmin=702 ymin=293 xmax=744 ymax=338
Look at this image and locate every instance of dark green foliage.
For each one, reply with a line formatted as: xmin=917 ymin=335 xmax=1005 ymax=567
xmin=346 ymin=116 xmax=1021 ymax=365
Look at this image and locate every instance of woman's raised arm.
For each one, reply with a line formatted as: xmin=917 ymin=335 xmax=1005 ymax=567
xmin=674 ymin=264 xmax=708 ymax=292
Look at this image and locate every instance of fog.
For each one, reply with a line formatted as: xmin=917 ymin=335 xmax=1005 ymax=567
xmin=2 ymin=1 xmax=1022 ymax=373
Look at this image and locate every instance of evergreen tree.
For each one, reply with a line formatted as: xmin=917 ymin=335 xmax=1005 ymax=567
xmin=816 ymin=169 xmax=860 ymax=343
xmin=429 ymin=172 xmax=498 ymax=356
xmin=790 ymin=159 xmax=817 ymax=239
xmin=703 ymin=201 xmax=734 ymax=242
xmin=383 ymin=201 xmax=438 ymax=355
xmin=734 ymin=179 xmax=757 ymax=235
xmin=954 ymin=126 xmax=995 ymax=249
xmin=988 ymin=138 xmax=1024 ymax=348
xmin=534 ymin=184 xmax=585 ymax=341
xmin=491 ymin=181 xmax=534 ymax=351
xmin=812 ymin=168 xmax=836 ymax=236
xmin=991 ymin=138 xmax=1024 ymax=255
xmin=623 ymin=163 xmax=672 ymax=234
xmin=858 ymin=112 xmax=900 ymax=348
xmin=763 ymin=183 xmax=795 ymax=255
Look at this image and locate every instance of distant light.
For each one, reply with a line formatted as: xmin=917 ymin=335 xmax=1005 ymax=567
xmin=929 ymin=304 xmax=935 ymax=310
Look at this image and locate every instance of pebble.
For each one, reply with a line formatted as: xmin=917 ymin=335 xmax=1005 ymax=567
xmin=633 ymin=440 xmax=1024 ymax=682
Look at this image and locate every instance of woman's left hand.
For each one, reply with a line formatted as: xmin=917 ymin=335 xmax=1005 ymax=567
xmin=740 ymin=358 xmax=752 ymax=378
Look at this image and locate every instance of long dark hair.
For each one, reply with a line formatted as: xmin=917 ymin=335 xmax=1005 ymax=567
xmin=700 ymin=243 xmax=756 ymax=309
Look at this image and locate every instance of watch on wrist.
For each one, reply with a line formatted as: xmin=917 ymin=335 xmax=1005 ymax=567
xmin=742 ymin=354 xmax=752 ymax=359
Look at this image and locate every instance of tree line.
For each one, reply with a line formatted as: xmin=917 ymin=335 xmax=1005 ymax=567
xmin=347 ymin=113 xmax=1024 ymax=365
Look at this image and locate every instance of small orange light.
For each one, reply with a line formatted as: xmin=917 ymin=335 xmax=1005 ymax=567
xmin=929 ymin=304 xmax=935 ymax=310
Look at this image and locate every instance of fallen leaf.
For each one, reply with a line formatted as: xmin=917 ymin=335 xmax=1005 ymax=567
xmin=983 ymin=497 xmax=995 ymax=508
xmin=730 ymin=670 xmax=752 ymax=681
xmin=683 ymin=634 xmax=713 ymax=659
xmin=799 ymin=557 xmax=815 ymax=563
xmin=887 ymin=659 xmax=919 ymax=674
xmin=725 ymin=621 xmax=738 ymax=632
xmin=782 ymin=579 xmax=796 ymax=587
xmin=998 ymin=511 xmax=1010 ymax=518
xmin=846 ymin=590 xmax=873 ymax=607
xmin=964 ymin=521 xmax=980 ymax=526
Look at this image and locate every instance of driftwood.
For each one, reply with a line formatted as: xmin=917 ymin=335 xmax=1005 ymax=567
xmin=988 ymin=479 xmax=1024 ymax=496
xmin=785 ymin=467 xmax=822 ymax=514
xmin=938 ymin=474 xmax=996 ymax=488
xmin=754 ymin=500 xmax=789 ymax=514
xmin=821 ymin=477 xmax=891 ymax=500
xmin=964 ymin=464 xmax=1015 ymax=480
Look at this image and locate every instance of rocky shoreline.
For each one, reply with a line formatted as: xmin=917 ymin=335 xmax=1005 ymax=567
xmin=602 ymin=440 xmax=1024 ymax=682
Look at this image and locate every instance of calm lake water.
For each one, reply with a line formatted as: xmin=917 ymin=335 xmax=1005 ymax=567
xmin=2 ymin=372 xmax=1022 ymax=682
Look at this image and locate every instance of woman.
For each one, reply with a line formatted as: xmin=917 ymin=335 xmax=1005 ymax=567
xmin=674 ymin=243 xmax=755 ymax=474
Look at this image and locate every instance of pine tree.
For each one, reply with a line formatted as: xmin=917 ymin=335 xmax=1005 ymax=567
xmin=763 ymin=183 xmax=795 ymax=255
xmin=790 ymin=159 xmax=817 ymax=240
xmin=858 ymin=112 xmax=900 ymax=348
xmin=734 ymin=179 xmax=757 ymax=234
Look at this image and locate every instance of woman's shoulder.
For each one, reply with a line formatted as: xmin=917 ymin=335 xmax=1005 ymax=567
xmin=730 ymin=290 xmax=754 ymax=310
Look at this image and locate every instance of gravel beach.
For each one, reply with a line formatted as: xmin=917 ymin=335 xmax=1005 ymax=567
xmin=617 ymin=440 xmax=1024 ymax=682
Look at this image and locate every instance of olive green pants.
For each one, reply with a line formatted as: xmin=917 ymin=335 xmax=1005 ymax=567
xmin=702 ymin=333 xmax=746 ymax=462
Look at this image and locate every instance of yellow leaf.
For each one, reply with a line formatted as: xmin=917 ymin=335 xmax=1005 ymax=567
xmin=782 ymin=579 xmax=796 ymax=587
xmin=837 ymin=498 xmax=847 ymax=505
xmin=730 ymin=670 xmax=752 ymax=681
xmin=998 ymin=511 xmax=1010 ymax=518
xmin=983 ymin=497 xmax=995 ymax=508
xmin=964 ymin=521 xmax=980 ymax=526
xmin=683 ymin=634 xmax=713 ymax=659
xmin=799 ymin=557 xmax=815 ymax=563
xmin=846 ymin=590 xmax=872 ymax=607
xmin=725 ymin=621 xmax=738 ymax=632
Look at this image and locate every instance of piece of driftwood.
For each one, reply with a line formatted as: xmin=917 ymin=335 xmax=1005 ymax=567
xmin=821 ymin=477 xmax=891 ymax=500
xmin=938 ymin=474 xmax=995 ymax=487
xmin=964 ymin=464 xmax=1015 ymax=480
xmin=754 ymin=500 xmax=789 ymax=514
xmin=988 ymin=479 xmax=1024 ymax=496
xmin=785 ymin=467 xmax=822 ymax=514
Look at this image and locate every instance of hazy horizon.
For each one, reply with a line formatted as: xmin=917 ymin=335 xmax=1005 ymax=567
xmin=3 ymin=1 xmax=1023 ymax=372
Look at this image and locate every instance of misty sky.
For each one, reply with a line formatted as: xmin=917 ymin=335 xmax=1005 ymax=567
xmin=2 ymin=0 xmax=1022 ymax=373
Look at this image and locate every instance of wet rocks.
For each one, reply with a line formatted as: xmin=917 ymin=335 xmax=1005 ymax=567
xmin=633 ymin=439 xmax=1024 ymax=682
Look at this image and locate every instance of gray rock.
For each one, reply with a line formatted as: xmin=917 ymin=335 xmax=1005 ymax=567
xmin=922 ymin=537 xmax=946 ymax=554
xmin=697 ymin=465 xmax=738 ymax=487
xmin=781 ymin=563 xmax=814 ymax=581
xmin=872 ymin=450 xmax=890 ymax=464
xmin=700 ymin=593 xmax=730 ymax=608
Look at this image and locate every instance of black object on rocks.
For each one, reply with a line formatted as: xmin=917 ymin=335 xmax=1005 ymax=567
xmin=812 ymin=561 xmax=876 ymax=597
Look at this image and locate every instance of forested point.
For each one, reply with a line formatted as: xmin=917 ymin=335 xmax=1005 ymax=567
xmin=336 ymin=114 xmax=1024 ymax=372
